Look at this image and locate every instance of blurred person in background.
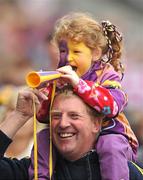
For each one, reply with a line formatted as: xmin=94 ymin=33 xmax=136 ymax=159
xmin=136 ymin=118 xmax=143 ymax=164
xmin=0 ymin=0 xmax=59 ymax=158
xmin=127 ymin=111 xmax=143 ymax=165
xmin=0 ymin=54 xmax=34 ymax=159
xmin=0 ymin=2 xmax=34 ymax=158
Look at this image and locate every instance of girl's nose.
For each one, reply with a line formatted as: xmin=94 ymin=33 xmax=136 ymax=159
xmin=67 ymin=53 xmax=74 ymax=63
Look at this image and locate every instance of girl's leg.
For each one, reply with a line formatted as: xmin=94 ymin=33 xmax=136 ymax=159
xmin=96 ymin=134 xmax=134 ymax=180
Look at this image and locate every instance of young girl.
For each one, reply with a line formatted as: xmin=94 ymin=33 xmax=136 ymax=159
xmin=29 ymin=12 xmax=138 ymax=180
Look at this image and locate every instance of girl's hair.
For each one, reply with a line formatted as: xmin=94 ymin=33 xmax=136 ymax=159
xmin=52 ymin=12 xmax=124 ymax=74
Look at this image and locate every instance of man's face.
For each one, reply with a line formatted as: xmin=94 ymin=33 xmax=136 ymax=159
xmin=51 ymin=94 xmax=99 ymax=161
xmin=58 ymin=39 xmax=93 ymax=77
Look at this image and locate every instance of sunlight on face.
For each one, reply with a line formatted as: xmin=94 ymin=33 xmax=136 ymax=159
xmin=59 ymin=39 xmax=93 ymax=76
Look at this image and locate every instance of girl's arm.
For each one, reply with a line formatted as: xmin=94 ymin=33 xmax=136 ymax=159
xmin=74 ymin=79 xmax=127 ymax=117
xmin=57 ymin=65 xmax=127 ymax=117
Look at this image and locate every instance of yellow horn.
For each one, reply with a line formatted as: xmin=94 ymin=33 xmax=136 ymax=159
xmin=26 ymin=71 xmax=61 ymax=88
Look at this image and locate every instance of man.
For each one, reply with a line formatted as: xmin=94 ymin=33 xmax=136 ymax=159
xmin=0 ymin=86 xmax=142 ymax=179
xmin=29 ymin=85 xmax=103 ymax=179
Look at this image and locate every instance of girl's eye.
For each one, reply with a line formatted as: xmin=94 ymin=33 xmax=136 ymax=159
xmin=74 ymin=50 xmax=80 ymax=53
xmin=60 ymin=49 xmax=66 ymax=53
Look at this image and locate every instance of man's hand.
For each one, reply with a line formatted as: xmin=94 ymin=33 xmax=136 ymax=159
xmin=16 ymin=88 xmax=48 ymax=119
xmin=0 ymin=88 xmax=48 ymax=138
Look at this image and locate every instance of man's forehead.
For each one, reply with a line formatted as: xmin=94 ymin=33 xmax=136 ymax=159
xmin=51 ymin=109 xmax=78 ymax=113
xmin=51 ymin=110 xmax=62 ymax=113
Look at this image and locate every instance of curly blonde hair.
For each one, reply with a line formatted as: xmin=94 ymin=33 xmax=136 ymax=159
xmin=53 ymin=12 xmax=124 ymax=74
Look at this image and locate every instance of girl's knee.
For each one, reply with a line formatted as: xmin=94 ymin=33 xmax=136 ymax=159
xmin=96 ymin=134 xmax=131 ymax=156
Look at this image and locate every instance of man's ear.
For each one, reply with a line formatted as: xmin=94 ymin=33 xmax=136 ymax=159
xmin=92 ymin=116 xmax=103 ymax=133
xmin=92 ymin=47 xmax=102 ymax=61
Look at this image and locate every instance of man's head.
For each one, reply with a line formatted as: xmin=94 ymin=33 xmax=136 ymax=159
xmin=51 ymin=85 xmax=103 ymax=161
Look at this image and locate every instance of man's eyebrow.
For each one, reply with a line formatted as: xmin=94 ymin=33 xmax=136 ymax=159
xmin=68 ymin=111 xmax=78 ymax=113
xmin=68 ymin=111 xmax=82 ymax=116
xmin=51 ymin=110 xmax=62 ymax=113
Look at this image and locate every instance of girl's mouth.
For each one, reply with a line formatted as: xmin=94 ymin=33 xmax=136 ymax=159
xmin=71 ymin=66 xmax=77 ymax=71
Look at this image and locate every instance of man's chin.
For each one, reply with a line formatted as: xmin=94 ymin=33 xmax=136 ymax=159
xmin=57 ymin=145 xmax=75 ymax=159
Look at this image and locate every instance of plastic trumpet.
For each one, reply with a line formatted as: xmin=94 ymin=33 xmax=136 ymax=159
xmin=25 ymin=70 xmax=61 ymax=88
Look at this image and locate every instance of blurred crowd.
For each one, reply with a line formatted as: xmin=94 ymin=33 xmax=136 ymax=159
xmin=0 ymin=0 xmax=59 ymax=158
xmin=0 ymin=0 xmax=142 ymax=163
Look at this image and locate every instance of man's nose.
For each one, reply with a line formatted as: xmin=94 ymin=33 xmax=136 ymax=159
xmin=59 ymin=114 xmax=70 ymax=128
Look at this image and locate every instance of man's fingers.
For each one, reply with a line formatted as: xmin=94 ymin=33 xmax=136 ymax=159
xmin=33 ymin=89 xmax=48 ymax=101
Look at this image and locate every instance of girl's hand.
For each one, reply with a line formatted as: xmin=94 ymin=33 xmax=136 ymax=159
xmin=57 ymin=65 xmax=80 ymax=87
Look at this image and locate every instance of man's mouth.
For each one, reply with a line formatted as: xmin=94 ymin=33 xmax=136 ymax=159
xmin=59 ymin=133 xmax=75 ymax=138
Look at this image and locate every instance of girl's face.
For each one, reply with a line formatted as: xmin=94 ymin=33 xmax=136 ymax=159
xmin=58 ymin=39 xmax=95 ymax=77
